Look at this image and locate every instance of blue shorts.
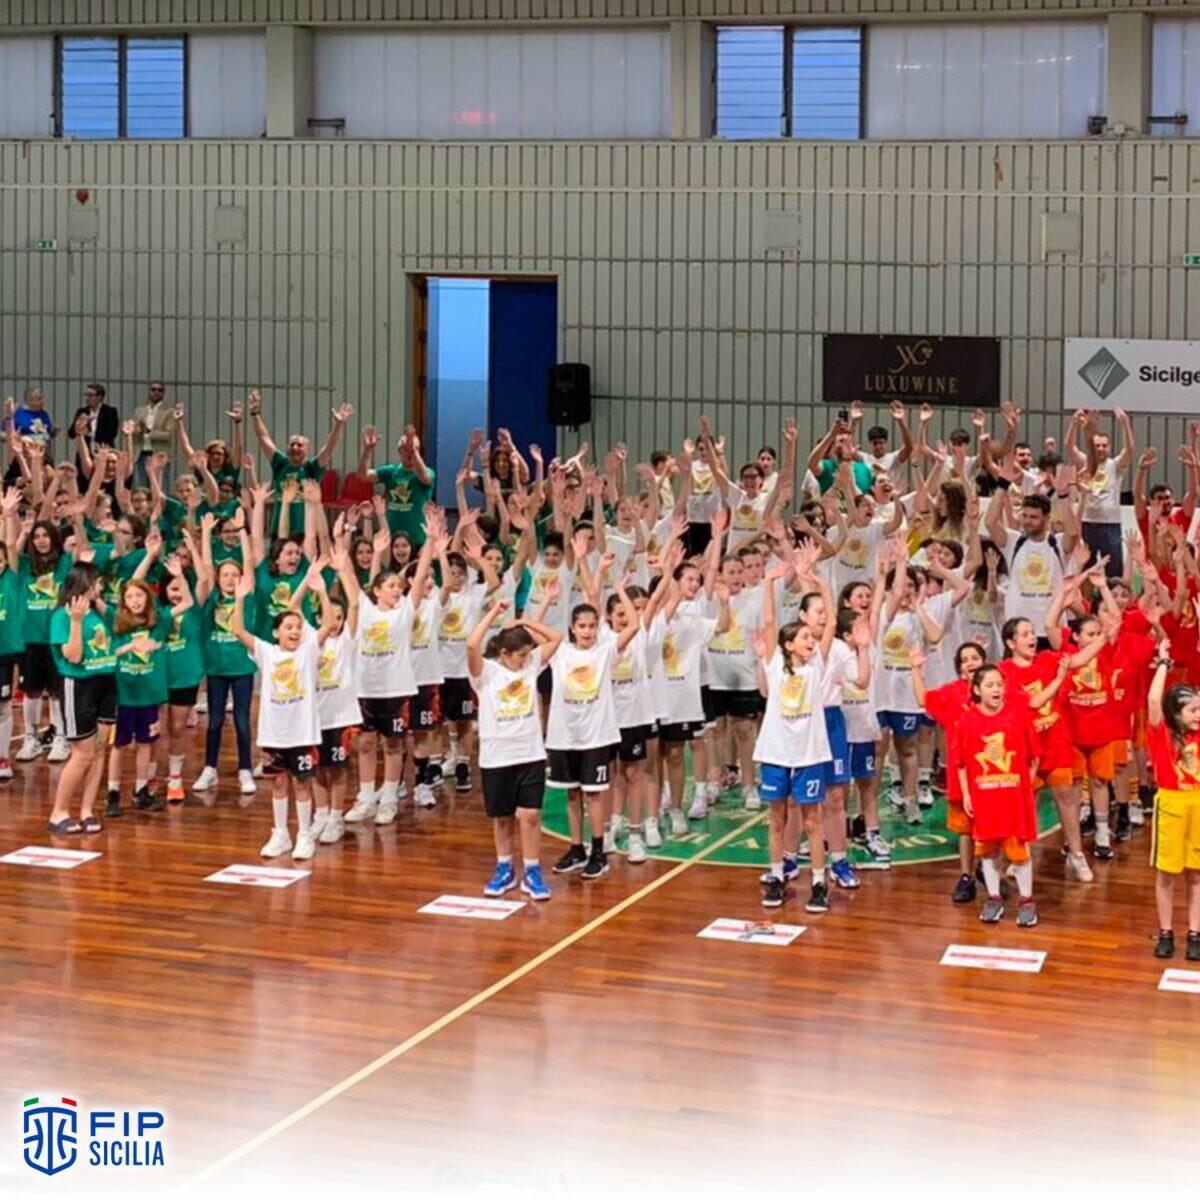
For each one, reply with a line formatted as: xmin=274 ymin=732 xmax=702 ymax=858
xmin=878 ymin=710 xmax=931 ymax=738
xmin=760 ymin=763 xmax=827 ymax=806
xmin=849 ymin=741 xmax=877 ymax=781
xmin=822 ymin=707 xmax=850 ymax=786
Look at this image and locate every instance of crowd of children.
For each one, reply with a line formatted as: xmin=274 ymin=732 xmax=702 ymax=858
xmin=4 ymin=388 xmax=1200 ymax=955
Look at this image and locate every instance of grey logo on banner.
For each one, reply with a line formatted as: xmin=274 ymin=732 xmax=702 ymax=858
xmin=1078 ymin=347 xmax=1130 ymax=400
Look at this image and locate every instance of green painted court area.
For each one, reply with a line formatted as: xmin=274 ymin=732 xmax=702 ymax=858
xmin=542 ymin=784 xmax=1062 ymax=869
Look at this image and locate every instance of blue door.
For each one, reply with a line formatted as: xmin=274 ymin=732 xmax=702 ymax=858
xmin=488 ymin=280 xmax=559 ymax=460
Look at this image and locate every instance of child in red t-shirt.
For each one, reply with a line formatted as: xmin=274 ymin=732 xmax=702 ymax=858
xmin=955 ymin=664 xmax=1042 ymax=928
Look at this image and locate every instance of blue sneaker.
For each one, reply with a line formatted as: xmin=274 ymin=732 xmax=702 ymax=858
xmin=760 ymin=855 xmax=799 ymax=885
xmin=829 ymin=859 xmax=860 ymax=890
xmin=484 ymin=861 xmax=516 ymax=896
xmin=521 ymin=864 xmax=551 ymax=901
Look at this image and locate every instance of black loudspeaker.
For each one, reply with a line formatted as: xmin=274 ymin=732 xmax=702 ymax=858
xmin=549 ymin=362 xmax=591 ymax=429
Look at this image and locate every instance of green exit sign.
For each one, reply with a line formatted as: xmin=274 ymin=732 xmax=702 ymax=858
xmin=1184 ymin=253 xmax=1200 ymax=267
xmin=34 ymin=237 xmax=56 ymax=251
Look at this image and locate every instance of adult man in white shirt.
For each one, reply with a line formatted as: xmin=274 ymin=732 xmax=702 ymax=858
xmin=857 ymin=399 xmax=915 ymax=489
xmin=1066 ymin=407 xmax=1134 ymax=577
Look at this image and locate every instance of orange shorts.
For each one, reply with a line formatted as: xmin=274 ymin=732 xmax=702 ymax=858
xmin=1111 ymin=739 xmax=1130 ymax=770
xmin=1074 ymin=743 xmax=1114 ymax=783
xmin=974 ymin=836 xmax=1030 ymax=863
xmin=1132 ymin=709 xmax=1147 ymax=752
xmin=1038 ymin=767 xmax=1074 ymax=789
xmin=946 ymin=800 xmax=972 ymax=836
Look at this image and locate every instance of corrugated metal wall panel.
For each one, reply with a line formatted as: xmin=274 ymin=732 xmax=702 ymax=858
xmin=4 ymin=137 xmax=1200 ymax=486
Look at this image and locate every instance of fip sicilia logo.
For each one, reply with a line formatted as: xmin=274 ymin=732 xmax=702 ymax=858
xmin=21 ymin=1094 xmax=166 ymax=1177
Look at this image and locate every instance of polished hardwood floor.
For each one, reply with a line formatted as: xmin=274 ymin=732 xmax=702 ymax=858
xmin=2 ymin=731 xmax=1199 ymax=1198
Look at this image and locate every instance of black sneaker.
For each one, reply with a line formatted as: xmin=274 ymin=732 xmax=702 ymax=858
xmin=805 ymin=881 xmax=830 ymax=914
xmin=850 ymin=814 xmax=867 ymax=845
xmin=133 ymin=786 xmax=166 ymax=813
xmin=552 ymin=844 xmax=588 ymax=874
xmin=1114 ymin=803 xmax=1132 ymax=842
xmin=455 ymin=761 xmax=471 ymax=793
xmin=952 ymin=873 xmax=977 ymax=904
xmin=762 ymin=876 xmax=786 ymax=908
xmin=1080 ymin=807 xmax=1097 ymax=836
xmin=38 ymin=725 xmax=54 ymax=747
xmin=104 ymin=789 xmax=123 ymax=819
xmin=1154 ymin=930 xmax=1175 ymax=959
xmin=580 ymin=850 xmax=610 ymax=880
xmin=1139 ymin=784 xmax=1156 ymax=813
xmin=1188 ymin=932 xmax=1200 ymax=963
xmin=1094 ymin=840 xmax=1114 ymax=861
xmin=427 ymin=762 xmax=445 ymax=790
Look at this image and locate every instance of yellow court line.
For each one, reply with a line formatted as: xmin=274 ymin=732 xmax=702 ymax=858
xmin=178 ymin=809 xmax=766 ymax=1193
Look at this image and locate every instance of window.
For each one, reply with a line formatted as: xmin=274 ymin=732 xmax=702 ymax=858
xmin=1151 ymin=19 xmax=1200 ymax=136
xmin=58 ymin=35 xmax=185 ymax=139
xmin=716 ymin=25 xmax=862 ymax=140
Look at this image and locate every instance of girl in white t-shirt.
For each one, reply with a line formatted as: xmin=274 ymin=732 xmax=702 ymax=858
xmin=467 ymin=597 xmax=564 ymax=902
xmin=546 ymin=595 xmax=641 ymax=882
xmin=405 ymin=539 xmax=449 ymax=809
xmin=438 ymin=550 xmax=490 ymax=796
xmin=230 ymin=565 xmax=338 ymax=862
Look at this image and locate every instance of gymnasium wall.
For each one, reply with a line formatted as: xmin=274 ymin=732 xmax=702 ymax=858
xmin=2 ymin=2 xmax=1199 ymax=483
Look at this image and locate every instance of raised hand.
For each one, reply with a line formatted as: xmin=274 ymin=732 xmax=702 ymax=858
xmin=332 ymin=402 xmax=354 ymax=425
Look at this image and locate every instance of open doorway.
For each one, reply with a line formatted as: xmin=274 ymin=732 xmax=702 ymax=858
xmin=412 ymin=274 xmax=559 ymax=511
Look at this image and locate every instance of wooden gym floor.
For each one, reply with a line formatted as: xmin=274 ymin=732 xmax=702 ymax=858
xmin=2 ymin=740 xmax=1200 ymax=1199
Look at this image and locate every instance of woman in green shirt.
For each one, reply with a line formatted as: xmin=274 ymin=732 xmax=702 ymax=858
xmin=47 ymin=562 xmax=115 ymax=835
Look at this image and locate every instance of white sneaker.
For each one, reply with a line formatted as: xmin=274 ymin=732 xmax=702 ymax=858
xmin=319 ymin=812 xmax=345 ymax=845
xmin=610 ymin=813 xmax=627 ymax=841
xmin=47 ymin=735 xmax=70 ymax=763
xmin=238 ymin=769 xmax=257 ymax=795
xmin=627 ymin=831 xmax=647 ymax=863
xmin=14 ymin=733 xmax=41 ymax=761
xmin=309 ymin=810 xmax=328 ymax=840
xmin=669 ymin=808 xmax=689 ymax=837
xmin=413 ymin=783 xmax=437 ymax=809
xmin=344 ymin=795 xmax=378 ymax=823
xmin=1129 ymin=801 xmax=1146 ymax=828
xmin=1066 ymin=851 xmax=1095 ymax=883
xmin=374 ymin=798 xmax=399 ymax=825
xmin=193 ymin=765 xmax=219 ymax=791
xmin=644 ymin=816 xmax=663 ymax=848
xmin=603 ymin=828 xmax=616 ymax=854
xmin=252 ymin=761 xmax=265 ymax=779
xmin=260 ymin=828 xmax=293 ymax=858
xmin=292 ymin=831 xmax=317 ymax=861
xmin=397 ymin=780 xmax=409 ymax=800
xmin=687 ymin=789 xmax=708 ymax=820
xmin=744 ymin=785 xmax=762 ymax=811
xmin=903 ymin=796 xmax=922 ymax=825
xmin=917 ymin=782 xmax=935 ymax=809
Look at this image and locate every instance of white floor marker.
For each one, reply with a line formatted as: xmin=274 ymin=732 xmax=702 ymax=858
xmin=1158 ymin=968 xmax=1200 ymax=994
xmin=206 ymin=864 xmax=311 ymax=889
xmin=940 ymin=944 xmax=1047 ymax=973
xmin=0 ymin=846 xmax=101 ymax=870
xmin=697 ymin=918 xmax=806 ymax=947
xmin=420 ymin=895 xmax=525 ymax=921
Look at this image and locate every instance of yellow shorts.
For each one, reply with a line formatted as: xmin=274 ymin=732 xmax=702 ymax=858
xmin=1151 ymin=788 xmax=1200 ymax=875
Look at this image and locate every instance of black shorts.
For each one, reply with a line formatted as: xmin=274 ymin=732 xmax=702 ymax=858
xmin=167 ymin=683 xmax=200 ymax=708
xmin=537 ymin=666 xmax=552 ymax=701
xmin=700 ymin=685 xmax=718 ymax=725
xmin=441 ymin=676 xmax=476 ymax=724
xmin=547 ymin=745 xmax=615 ymax=792
xmin=61 ymin=673 xmax=117 ymax=742
xmin=22 ymin=643 xmax=58 ymax=697
xmin=482 ymin=760 xmax=546 ymax=818
xmin=685 ymin=521 xmax=712 ymax=558
xmin=263 ymin=745 xmax=318 ymax=780
xmin=711 ymin=688 xmax=766 ymax=719
xmin=410 ymin=683 xmax=443 ymax=731
xmin=319 ymin=725 xmax=355 ymax=770
xmin=659 ymin=719 xmax=704 ymax=743
xmin=618 ymin=724 xmax=655 ymax=763
xmin=359 ymin=696 xmax=410 ymax=739
xmin=0 ymin=653 xmax=19 ymax=702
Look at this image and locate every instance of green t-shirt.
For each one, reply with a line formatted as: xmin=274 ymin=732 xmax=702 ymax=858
xmin=50 ymin=606 xmax=116 ymax=679
xmin=84 ymin=519 xmax=114 ymax=547
xmin=20 ymin=554 xmax=72 ymax=644
xmin=199 ymin=498 xmax=239 ymax=523
xmin=269 ymin=450 xmax=322 ymax=534
xmin=211 ymin=537 xmax=244 ymax=568
xmin=114 ymin=615 xmax=170 ymax=706
xmin=99 ymin=548 xmax=159 ymax=609
xmin=254 ymin=557 xmax=315 ymax=637
xmin=164 ymin=606 xmax=205 ymax=689
xmin=201 ymin=591 xmax=256 ymax=678
xmin=374 ymin=463 xmax=435 ymax=544
xmin=0 ymin=566 xmax=25 ymax=659
xmin=158 ymin=497 xmax=190 ymax=549
xmin=815 ymin=458 xmax=874 ymax=496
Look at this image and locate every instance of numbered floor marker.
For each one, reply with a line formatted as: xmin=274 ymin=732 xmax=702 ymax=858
xmin=420 ymin=895 xmax=525 ymax=921
xmin=206 ymin=864 xmax=311 ymax=889
xmin=940 ymin=944 xmax=1047 ymax=973
xmin=0 ymin=846 xmax=101 ymax=870
xmin=697 ymin=918 xmax=806 ymax=947
xmin=1158 ymin=968 xmax=1200 ymax=995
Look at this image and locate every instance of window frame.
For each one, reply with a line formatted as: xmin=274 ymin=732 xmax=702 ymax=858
xmin=54 ymin=33 xmax=189 ymax=140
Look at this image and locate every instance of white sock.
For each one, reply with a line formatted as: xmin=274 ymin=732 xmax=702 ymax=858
xmin=296 ymin=798 xmax=312 ymax=834
xmin=770 ymin=860 xmax=784 ymax=881
xmin=135 ymin=777 xmax=146 ymax=791
xmin=168 ymin=754 xmax=184 ymax=779
xmin=0 ymin=700 xmax=13 ymax=756
xmin=831 ymin=851 xmax=847 ymax=864
xmin=315 ymin=805 xmax=329 ymax=818
xmin=380 ymin=780 xmax=399 ymax=802
xmin=918 ymin=766 xmax=932 ymax=784
xmin=981 ymin=857 xmax=1003 ymax=896
xmin=525 ymin=858 xmax=539 ymax=869
xmin=448 ymin=733 xmax=459 ymax=765
xmin=812 ymin=867 xmax=826 ymax=886
xmin=272 ymin=797 xmax=289 ymax=832
xmin=24 ymin=696 xmax=42 ymax=733
xmin=1013 ymin=859 xmax=1033 ymax=900
xmin=498 ymin=854 xmax=513 ymax=865
xmin=50 ymin=698 xmax=63 ymax=735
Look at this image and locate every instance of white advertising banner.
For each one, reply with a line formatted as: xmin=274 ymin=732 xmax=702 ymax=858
xmin=1063 ymin=338 xmax=1200 ymax=413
